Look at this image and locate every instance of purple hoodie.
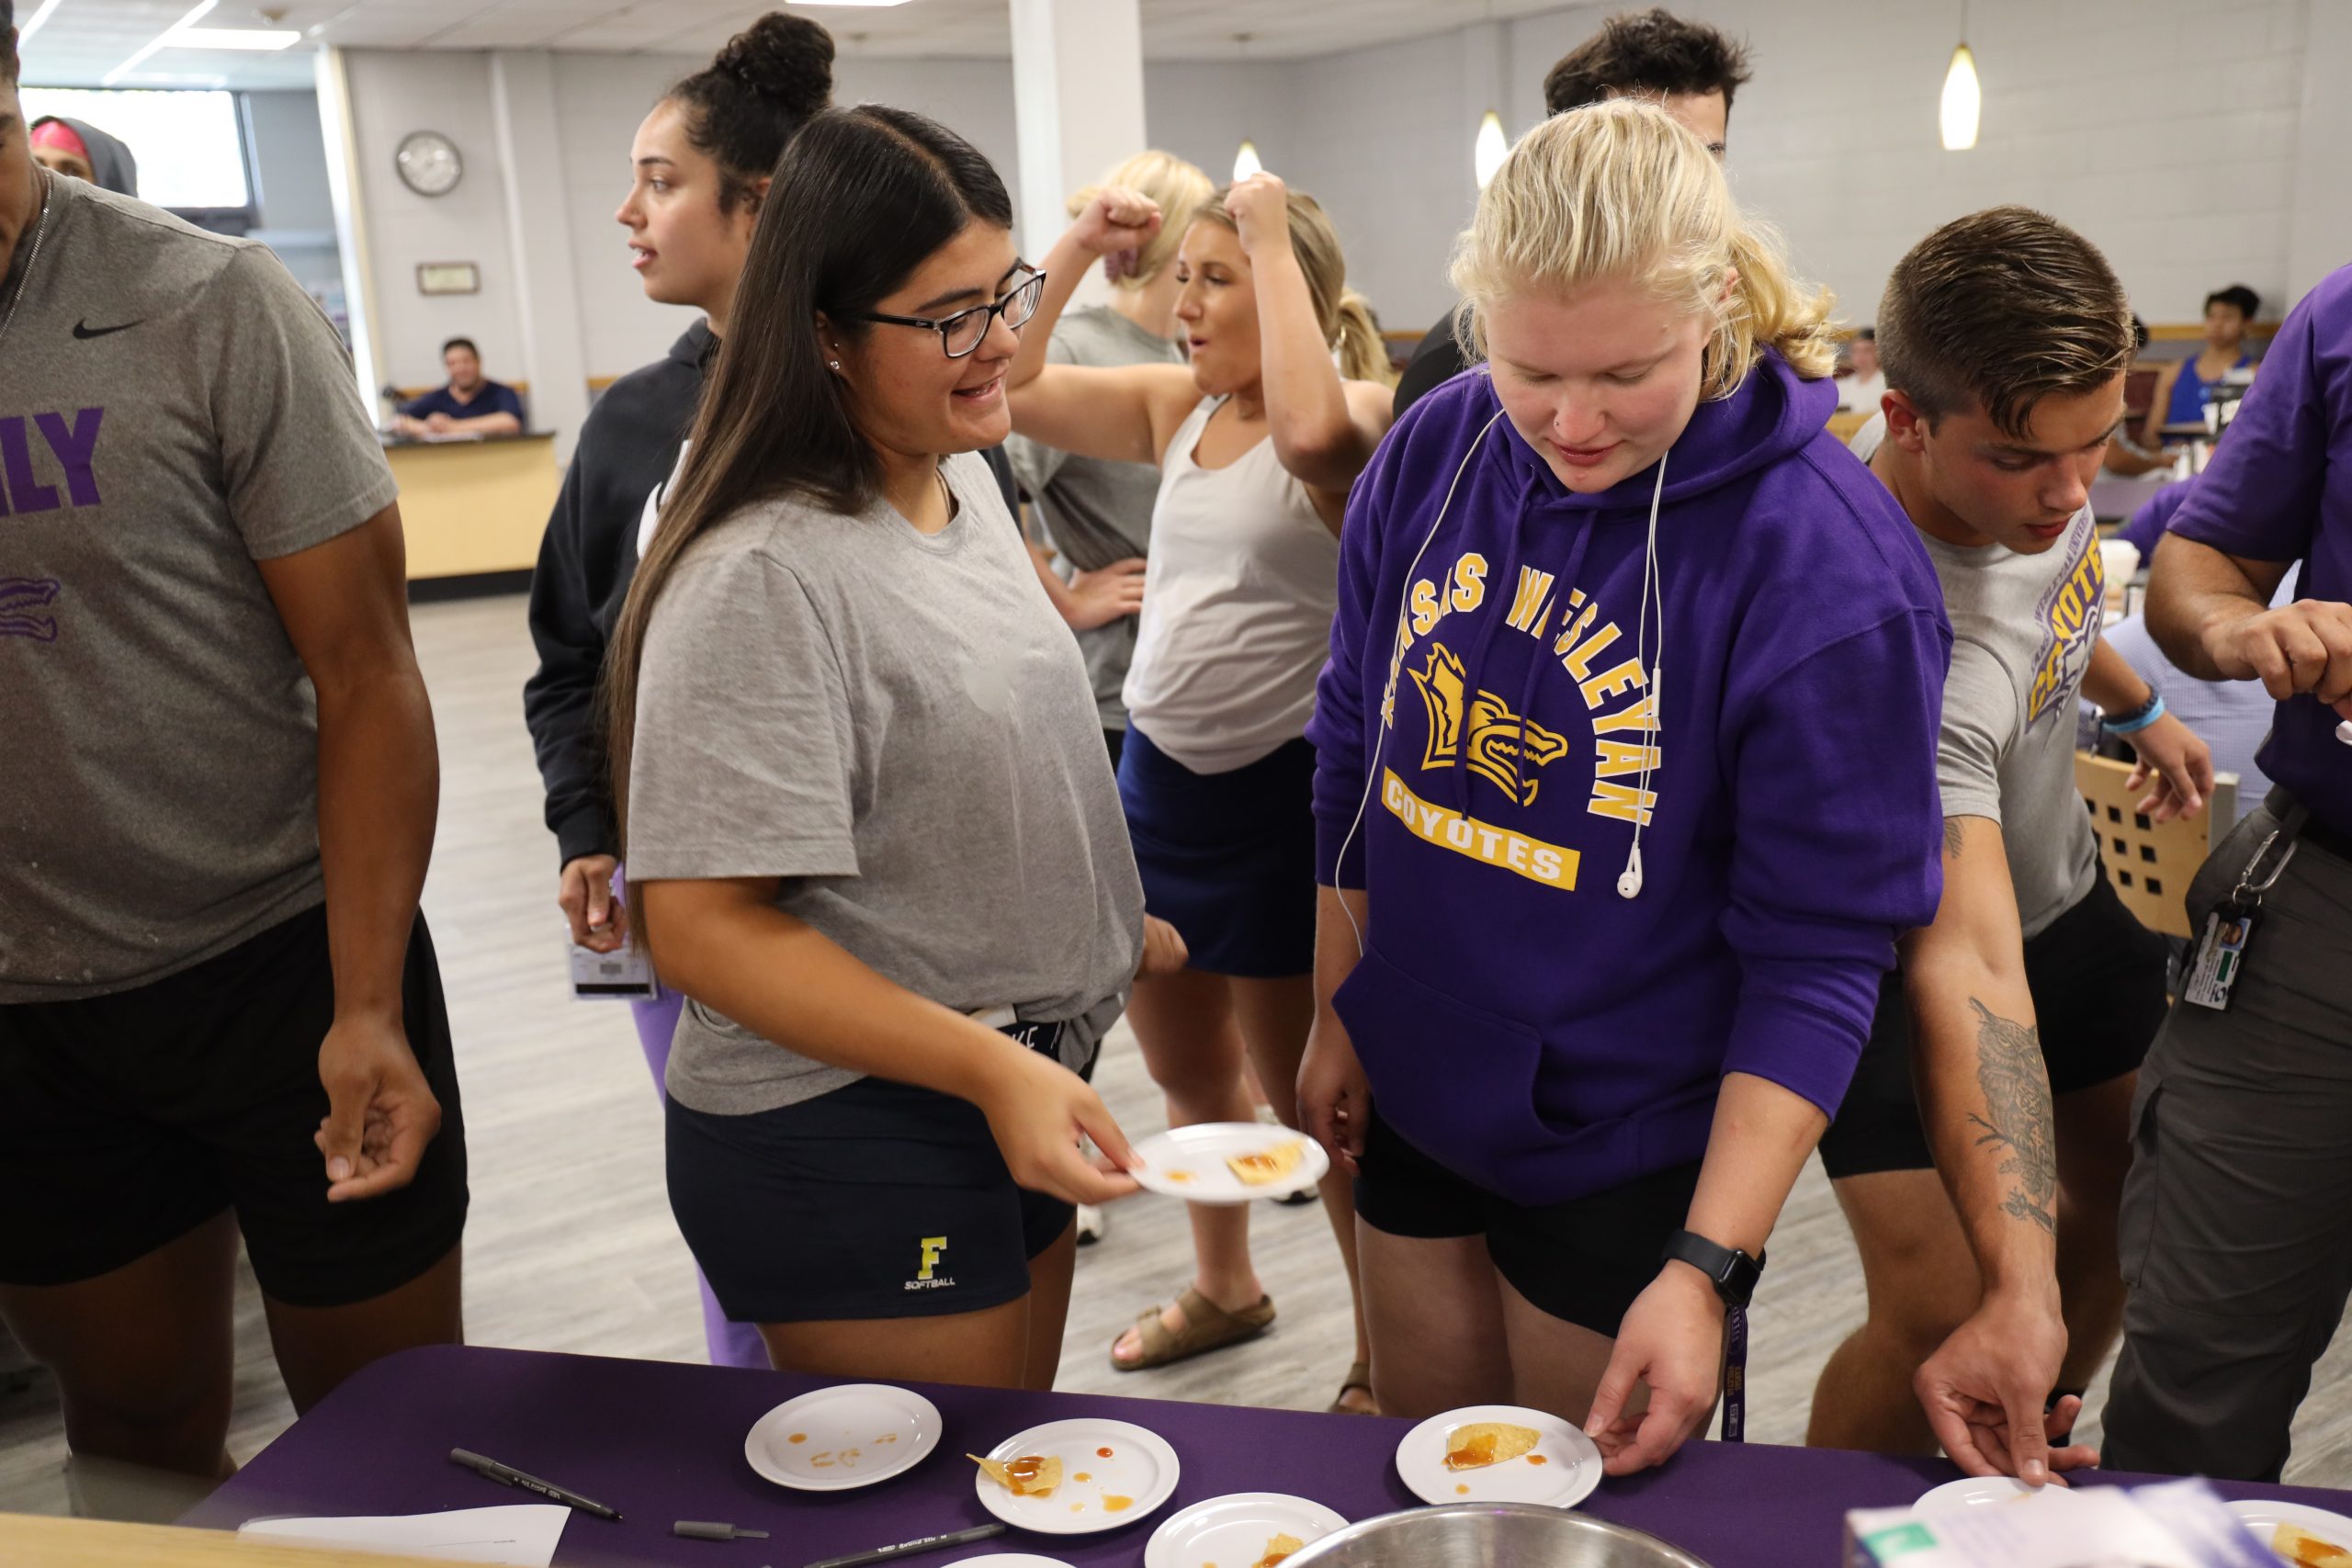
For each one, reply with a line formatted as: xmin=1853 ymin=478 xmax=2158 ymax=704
xmin=1307 ymin=355 xmax=1949 ymax=1206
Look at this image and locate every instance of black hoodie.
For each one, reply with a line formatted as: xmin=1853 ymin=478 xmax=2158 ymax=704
xmin=523 ymin=323 xmax=1024 ymax=870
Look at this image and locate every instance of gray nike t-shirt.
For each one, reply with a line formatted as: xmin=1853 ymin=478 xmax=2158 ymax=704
xmin=626 ymin=453 xmax=1146 ymax=1115
xmin=0 ymin=174 xmax=400 ymax=1000
xmin=1853 ymin=416 xmax=2101 ymax=937
xmin=1003 ymin=305 xmax=1182 ymax=730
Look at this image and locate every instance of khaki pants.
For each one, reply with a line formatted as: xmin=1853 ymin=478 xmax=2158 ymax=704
xmin=2105 ymin=801 xmax=2352 ymax=1480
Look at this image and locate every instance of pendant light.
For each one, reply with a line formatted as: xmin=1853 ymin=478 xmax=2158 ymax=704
xmin=1230 ymin=31 xmax=1264 ymax=183
xmin=1474 ymin=109 xmax=1509 ymax=189
xmin=1940 ymin=1 xmax=1980 ymax=151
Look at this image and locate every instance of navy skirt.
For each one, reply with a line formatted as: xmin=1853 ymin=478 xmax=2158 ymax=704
xmin=1116 ymin=725 xmax=1317 ymax=978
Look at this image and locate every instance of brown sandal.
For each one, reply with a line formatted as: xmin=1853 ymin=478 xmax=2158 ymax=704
xmin=1328 ymin=1359 xmax=1378 ymax=1416
xmin=1110 ymin=1286 xmax=1276 ymax=1372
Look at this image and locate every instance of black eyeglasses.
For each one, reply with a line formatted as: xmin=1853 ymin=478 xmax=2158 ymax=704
xmin=836 ymin=270 xmax=1046 ymax=359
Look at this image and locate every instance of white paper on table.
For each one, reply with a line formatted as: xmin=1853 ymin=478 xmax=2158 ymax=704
xmin=237 ymin=1503 xmax=569 ymax=1565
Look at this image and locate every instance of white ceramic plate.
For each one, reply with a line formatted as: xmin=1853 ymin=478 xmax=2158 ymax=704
xmin=945 ymin=1557 xmax=1076 ymax=1567
xmin=2226 ymin=1498 xmax=2352 ymax=1562
xmin=1129 ymin=1123 xmax=1329 ymax=1204
xmin=744 ymin=1383 xmax=941 ymax=1493
xmin=971 ymin=1417 xmax=1180 ymax=1535
xmin=1143 ymin=1492 xmax=1350 ymax=1568
xmin=1915 ymin=1476 xmax=2084 ymax=1514
xmin=1394 ymin=1404 xmax=1601 ymax=1509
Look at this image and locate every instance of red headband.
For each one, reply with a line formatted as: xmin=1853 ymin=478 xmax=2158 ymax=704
xmin=31 ymin=120 xmax=91 ymax=161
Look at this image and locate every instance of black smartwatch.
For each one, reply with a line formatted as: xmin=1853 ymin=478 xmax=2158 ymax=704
xmin=1662 ymin=1229 xmax=1765 ymax=1307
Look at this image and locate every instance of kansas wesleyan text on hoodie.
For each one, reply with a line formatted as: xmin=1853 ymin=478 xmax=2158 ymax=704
xmin=1308 ymin=355 xmax=1951 ymax=1207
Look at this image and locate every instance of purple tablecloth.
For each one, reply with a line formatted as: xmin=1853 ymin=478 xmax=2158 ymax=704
xmin=183 ymin=1346 xmax=2352 ymax=1567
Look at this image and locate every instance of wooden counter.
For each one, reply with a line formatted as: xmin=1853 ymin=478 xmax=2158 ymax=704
xmin=381 ymin=434 xmax=560 ymax=585
xmin=0 ymin=1513 xmax=447 ymax=1568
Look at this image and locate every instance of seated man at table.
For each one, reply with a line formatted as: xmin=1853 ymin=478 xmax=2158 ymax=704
xmin=393 ymin=336 xmax=525 ymax=437
xmin=1810 ymin=208 xmax=2213 ymax=1483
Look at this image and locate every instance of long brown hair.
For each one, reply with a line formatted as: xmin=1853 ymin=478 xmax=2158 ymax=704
xmin=602 ymin=106 xmax=1015 ymax=925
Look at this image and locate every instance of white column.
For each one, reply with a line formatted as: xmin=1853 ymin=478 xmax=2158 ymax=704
xmin=2284 ymin=0 xmax=2352 ymax=310
xmin=490 ymin=51 xmax=591 ymax=463
xmin=1009 ymin=0 xmax=1148 ymax=262
xmin=313 ymin=47 xmax=384 ymax=414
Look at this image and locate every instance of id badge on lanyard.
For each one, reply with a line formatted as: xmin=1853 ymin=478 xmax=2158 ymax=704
xmin=2183 ymin=823 xmax=2297 ymax=1011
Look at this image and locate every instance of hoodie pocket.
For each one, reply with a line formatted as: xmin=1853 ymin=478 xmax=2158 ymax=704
xmin=1335 ymin=944 xmax=1570 ymax=1198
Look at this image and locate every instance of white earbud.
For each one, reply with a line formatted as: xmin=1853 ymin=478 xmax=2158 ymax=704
xmin=1616 ymin=845 xmax=1645 ymax=900
xmin=1615 ymin=454 xmax=1670 ymax=900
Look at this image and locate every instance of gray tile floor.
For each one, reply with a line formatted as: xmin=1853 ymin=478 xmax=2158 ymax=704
xmin=7 ymin=594 xmax=2351 ymax=1516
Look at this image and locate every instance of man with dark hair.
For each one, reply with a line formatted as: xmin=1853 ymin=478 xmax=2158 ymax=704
xmin=392 ymin=334 xmax=525 ymax=437
xmin=2104 ymin=259 xmax=2352 ymax=1481
xmin=2 ymin=9 xmax=463 ymax=1519
xmin=1391 ymin=6 xmax=1753 ymax=417
xmin=1810 ymin=208 xmax=2213 ymax=1483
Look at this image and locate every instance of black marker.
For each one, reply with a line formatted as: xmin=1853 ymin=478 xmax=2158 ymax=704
xmin=449 ymin=1448 xmax=622 ymax=1521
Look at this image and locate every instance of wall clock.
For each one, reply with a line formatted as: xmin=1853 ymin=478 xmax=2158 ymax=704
xmin=396 ymin=131 xmax=463 ymax=197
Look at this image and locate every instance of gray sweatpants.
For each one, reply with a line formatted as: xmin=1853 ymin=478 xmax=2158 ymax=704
xmin=2105 ymin=799 xmax=2352 ymax=1481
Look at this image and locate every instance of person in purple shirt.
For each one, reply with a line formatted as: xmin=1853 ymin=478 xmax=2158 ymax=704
xmin=2104 ymin=261 xmax=2352 ymax=1481
xmin=1298 ymin=101 xmax=1947 ymax=1476
xmin=2116 ymin=478 xmax=2190 ymax=562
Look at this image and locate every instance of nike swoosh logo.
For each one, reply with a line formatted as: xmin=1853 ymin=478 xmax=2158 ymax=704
xmin=72 ymin=320 xmax=141 ymax=340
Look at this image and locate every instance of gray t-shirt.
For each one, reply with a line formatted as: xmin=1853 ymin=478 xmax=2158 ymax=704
xmin=0 ymin=174 xmax=400 ymax=1001
xmin=1004 ymin=305 xmax=1182 ymax=731
xmin=1854 ymin=417 xmax=2101 ymax=937
xmin=627 ymin=453 xmax=1146 ymax=1115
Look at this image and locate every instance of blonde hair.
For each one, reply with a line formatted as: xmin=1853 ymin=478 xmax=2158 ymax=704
xmin=1450 ymin=98 xmax=1836 ymax=400
xmin=1068 ymin=149 xmax=1212 ymax=289
xmin=1196 ymin=186 xmax=1396 ymax=387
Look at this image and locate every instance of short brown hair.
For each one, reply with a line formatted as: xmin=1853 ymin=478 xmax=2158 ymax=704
xmin=1544 ymin=8 xmax=1753 ymax=118
xmin=1877 ymin=207 xmax=2133 ymax=439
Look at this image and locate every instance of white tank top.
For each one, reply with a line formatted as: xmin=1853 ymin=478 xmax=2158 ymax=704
xmin=1121 ymin=397 xmax=1340 ymax=774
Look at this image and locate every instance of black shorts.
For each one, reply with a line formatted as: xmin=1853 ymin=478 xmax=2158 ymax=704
xmin=666 ymin=1027 xmax=1082 ymax=1325
xmin=1353 ymin=1107 xmax=1701 ymax=1337
xmin=1817 ymin=871 xmax=2171 ymax=1179
xmin=0 ymin=904 xmax=469 ymax=1308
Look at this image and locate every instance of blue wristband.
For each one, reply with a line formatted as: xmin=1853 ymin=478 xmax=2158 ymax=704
xmin=2103 ymin=693 xmax=2168 ymax=736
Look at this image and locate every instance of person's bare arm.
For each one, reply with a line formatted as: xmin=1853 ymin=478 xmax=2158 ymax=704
xmin=640 ymin=877 xmax=1139 ymax=1206
xmin=2139 ymin=360 xmax=2184 ymax=449
xmin=254 ymin=505 xmax=443 ymax=1203
xmin=1902 ymin=817 xmax=2088 ymax=1483
xmin=2145 ymin=534 xmax=2352 ymax=718
xmin=2079 ymin=640 xmax=2212 ymax=820
xmin=1004 ymin=188 xmax=1190 ymax=467
xmin=443 ymin=410 xmax=523 ymax=436
xmin=1298 ymin=886 xmax=1374 ymax=1171
xmin=1224 ymin=175 xmax=1391 ymax=496
xmin=1586 ymin=1072 xmax=1826 ymax=1476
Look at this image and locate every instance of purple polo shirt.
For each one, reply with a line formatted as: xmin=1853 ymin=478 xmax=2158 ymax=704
xmin=2165 ymin=263 xmax=2352 ymax=836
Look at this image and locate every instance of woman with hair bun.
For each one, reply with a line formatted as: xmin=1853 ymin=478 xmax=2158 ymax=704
xmin=1298 ymin=100 xmax=1948 ymax=1471
xmin=522 ymin=11 xmax=833 ymax=1371
xmin=1007 ymin=171 xmax=1394 ymax=1413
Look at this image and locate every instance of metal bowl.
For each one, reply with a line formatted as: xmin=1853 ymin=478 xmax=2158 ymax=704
xmin=1285 ymin=1502 xmax=1715 ymax=1568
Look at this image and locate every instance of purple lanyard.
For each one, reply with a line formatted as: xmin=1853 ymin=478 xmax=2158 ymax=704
xmin=1720 ymin=1304 xmax=1749 ymax=1443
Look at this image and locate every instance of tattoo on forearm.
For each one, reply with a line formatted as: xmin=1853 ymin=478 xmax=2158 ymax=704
xmin=1962 ymin=998 xmax=2057 ymax=1235
xmin=1944 ymin=818 xmax=1967 ymax=860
